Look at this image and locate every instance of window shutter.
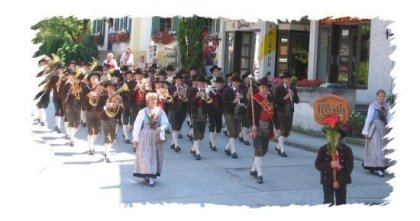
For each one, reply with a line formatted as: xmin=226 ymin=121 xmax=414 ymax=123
xmin=216 ymin=18 xmax=220 ymax=33
xmin=115 ymin=18 xmax=120 ymax=31
xmin=101 ymin=20 xmax=105 ymax=36
xmin=128 ymin=18 xmax=132 ymax=34
xmin=152 ymin=16 xmax=160 ymax=35
xmin=93 ymin=20 xmax=97 ymax=34
xmin=173 ymin=16 xmax=180 ymax=32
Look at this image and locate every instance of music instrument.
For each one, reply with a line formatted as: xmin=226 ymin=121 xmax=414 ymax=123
xmin=177 ymin=85 xmax=188 ymax=102
xmin=200 ymin=88 xmax=213 ymax=104
xmin=158 ymin=88 xmax=173 ymax=103
xmin=105 ymin=83 xmax=129 ymax=118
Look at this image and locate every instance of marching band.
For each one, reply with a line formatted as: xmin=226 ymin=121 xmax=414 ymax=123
xmin=33 ymin=54 xmax=298 ymax=185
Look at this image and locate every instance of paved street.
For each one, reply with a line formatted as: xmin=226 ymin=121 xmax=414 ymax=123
xmin=28 ymin=101 xmax=392 ymax=208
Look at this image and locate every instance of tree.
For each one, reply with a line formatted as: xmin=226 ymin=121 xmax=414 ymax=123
xmin=31 ymin=16 xmax=97 ymax=64
xmin=177 ymin=16 xmax=204 ymax=70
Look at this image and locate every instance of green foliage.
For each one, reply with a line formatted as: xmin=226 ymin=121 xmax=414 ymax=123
xmin=31 ymin=16 xmax=96 ymax=63
xmin=177 ymin=15 xmax=204 ymax=70
xmin=358 ymin=61 xmax=369 ymax=85
xmin=348 ymin=110 xmax=365 ymax=130
xmin=386 ymin=90 xmax=396 ymax=106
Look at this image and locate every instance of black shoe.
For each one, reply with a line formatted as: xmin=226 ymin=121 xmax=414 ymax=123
xmin=231 ymin=152 xmax=238 ymax=159
xmin=65 ymin=135 xmax=69 ymax=140
xmin=88 ymin=150 xmax=94 ymax=155
xmin=209 ymin=142 xmax=217 ymax=151
xmin=223 ymin=130 xmax=228 ymax=136
xmin=239 ymin=137 xmax=244 ymax=143
xmin=257 ymin=176 xmax=263 ymax=184
xmin=250 ymin=171 xmax=258 ymax=178
xmin=105 ymin=158 xmax=111 ymax=163
xmin=274 ymin=147 xmax=281 ymax=155
xmin=224 ymin=149 xmax=231 ymax=156
xmin=165 ymin=129 xmax=170 ymax=134
xmin=195 ymin=154 xmax=201 ymax=160
xmin=175 ymin=146 xmax=181 ymax=152
xmin=243 ymin=140 xmax=250 ymax=145
xmin=187 ymin=134 xmax=192 ymax=141
xmin=190 ymin=150 xmax=196 ymax=156
xmin=170 ymin=144 xmax=175 ymax=150
xmin=69 ymin=142 xmax=74 ymax=147
xmin=187 ymin=121 xmax=190 ymax=127
xmin=280 ymin=151 xmax=288 ymax=158
xmin=54 ymin=126 xmax=61 ymax=133
xmin=178 ymin=134 xmax=183 ymax=139
xmin=40 ymin=122 xmax=45 ymax=126
xmin=82 ymin=122 xmax=87 ymax=127
xmin=125 ymin=139 xmax=131 ymax=144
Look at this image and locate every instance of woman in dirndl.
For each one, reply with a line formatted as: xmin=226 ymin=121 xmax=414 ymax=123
xmin=132 ymin=92 xmax=169 ymax=186
xmin=361 ymin=89 xmax=391 ymax=177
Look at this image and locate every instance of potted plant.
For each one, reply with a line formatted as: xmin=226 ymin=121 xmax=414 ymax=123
xmin=348 ymin=110 xmax=365 ymax=137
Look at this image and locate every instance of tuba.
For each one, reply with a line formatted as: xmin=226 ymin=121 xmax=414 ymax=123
xmin=200 ymin=88 xmax=213 ymax=104
xmin=105 ymin=83 xmax=129 ymax=118
xmin=158 ymin=88 xmax=173 ymax=103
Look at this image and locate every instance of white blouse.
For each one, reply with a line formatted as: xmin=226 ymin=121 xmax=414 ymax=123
xmin=131 ymin=106 xmax=169 ymax=143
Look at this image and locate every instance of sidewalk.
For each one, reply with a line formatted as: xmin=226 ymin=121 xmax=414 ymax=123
xmin=284 ymin=131 xmax=365 ymax=161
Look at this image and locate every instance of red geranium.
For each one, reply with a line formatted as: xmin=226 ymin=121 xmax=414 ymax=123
xmin=323 ymin=114 xmax=340 ymax=129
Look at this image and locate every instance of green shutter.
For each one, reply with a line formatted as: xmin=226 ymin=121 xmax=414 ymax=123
xmin=173 ymin=16 xmax=180 ymax=32
xmin=114 ymin=18 xmax=119 ymax=31
xmin=216 ymin=18 xmax=220 ymax=33
xmin=101 ymin=20 xmax=105 ymax=36
xmin=128 ymin=18 xmax=132 ymax=34
xmin=152 ymin=16 xmax=160 ymax=34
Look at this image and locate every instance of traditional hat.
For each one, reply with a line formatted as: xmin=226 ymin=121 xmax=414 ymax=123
xmin=103 ymin=80 xmax=118 ymax=88
xmin=256 ymin=77 xmax=271 ymax=87
xmin=92 ymin=65 xmax=104 ymax=73
xmin=174 ymin=72 xmax=184 ymax=80
xmin=214 ymin=76 xmax=225 ymax=83
xmin=231 ymin=74 xmax=241 ymax=82
xmin=66 ymin=68 xmax=77 ymax=75
xmin=38 ymin=55 xmax=51 ymax=65
xmin=157 ymin=69 xmax=167 ymax=76
xmin=133 ymin=68 xmax=143 ymax=75
xmin=120 ymin=65 xmax=129 ymax=72
xmin=111 ymin=69 xmax=122 ymax=78
xmin=153 ymin=76 xmax=166 ymax=84
xmin=55 ymin=62 xmax=65 ymax=69
xmin=322 ymin=127 xmax=346 ymax=139
xmin=210 ymin=65 xmax=222 ymax=73
xmin=241 ymin=71 xmax=251 ymax=80
xmin=86 ymin=72 xmax=101 ymax=82
xmin=165 ymin=65 xmax=175 ymax=71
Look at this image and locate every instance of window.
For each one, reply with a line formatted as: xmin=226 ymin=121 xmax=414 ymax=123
xmin=93 ymin=19 xmax=105 ymax=35
xmin=159 ymin=17 xmax=172 ymax=33
xmin=113 ymin=16 xmax=132 ymax=33
xmin=277 ymin=30 xmax=309 ymax=79
xmin=316 ymin=21 xmax=371 ymax=88
xmin=203 ymin=18 xmax=214 ymax=32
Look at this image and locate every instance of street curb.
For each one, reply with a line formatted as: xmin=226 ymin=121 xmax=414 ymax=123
xmin=285 ymin=140 xmax=364 ymax=161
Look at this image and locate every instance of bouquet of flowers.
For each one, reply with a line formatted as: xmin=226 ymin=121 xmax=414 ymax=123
xmin=322 ymin=113 xmax=342 ymax=182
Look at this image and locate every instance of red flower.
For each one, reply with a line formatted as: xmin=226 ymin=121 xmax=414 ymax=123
xmin=323 ymin=114 xmax=340 ymax=128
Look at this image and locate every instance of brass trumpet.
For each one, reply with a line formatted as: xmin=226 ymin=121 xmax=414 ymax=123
xmin=200 ymin=88 xmax=213 ymax=104
xmin=177 ymin=86 xmax=188 ymax=102
xmin=158 ymin=88 xmax=173 ymax=103
xmin=105 ymin=83 xmax=129 ymax=118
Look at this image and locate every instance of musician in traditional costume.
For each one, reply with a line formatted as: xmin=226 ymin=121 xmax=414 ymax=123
xmin=127 ymin=68 xmax=147 ymax=144
xmin=273 ymin=71 xmax=299 ymax=157
xmin=207 ymin=76 xmax=225 ymax=151
xmin=82 ymin=70 xmax=104 ymax=155
xmin=121 ymin=67 xmax=133 ymax=144
xmin=222 ymin=74 xmax=243 ymax=159
xmin=247 ymin=77 xmax=280 ymax=184
xmin=96 ymin=80 xmax=125 ymax=163
xmin=62 ymin=68 xmax=83 ymax=146
xmin=168 ymin=72 xmax=188 ymax=152
xmin=238 ymin=72 xmax=252 ymax=146
xmin=50 ymin=63 xmax=65 ymax=132
xmin=188 ymin=75 xmax=210 ymax=160
xmin=207 ymin=65 xmax=222 ymax=86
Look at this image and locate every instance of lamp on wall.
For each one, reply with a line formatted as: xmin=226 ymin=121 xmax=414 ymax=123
xmin=386 ymin=29 xmax=394 ymax=39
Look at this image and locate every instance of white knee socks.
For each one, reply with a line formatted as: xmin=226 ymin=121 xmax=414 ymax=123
xmin=229 ymin=138 xmax=236 ymax=153
xmin=254 ymin=156 xmax=262 ymax=176
xmin=193 ymin=140 xmax=200 ymax=155
xmin=123 ymin=124 xmax=130 ymax=140
xmin=171 ymin=131 xmax=179 ymax=146
xmin=277 ymin=136 xmax=285 ymax=153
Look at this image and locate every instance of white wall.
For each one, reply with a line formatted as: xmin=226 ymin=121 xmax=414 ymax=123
xmin=356 ymin=18 xmax=394 ymax=105
xmin=307 ymin=20 xmax=318 ymax=80
xmin=140 ymin=17 xmax=152 ymax=51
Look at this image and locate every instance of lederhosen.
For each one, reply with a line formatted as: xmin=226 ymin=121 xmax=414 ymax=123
xmin=63 ymin=81 xmax=81 ymax=128
xmin=97 ymin=93 xmax=122 ymax=143
xmin=37 ymin=89 xmax=51 ymax=109
xmin=128 ymin=79 xmax=146 ymax=126
xmin=207 ymin=87 xmax=224 ymax=133
xmin=168 ymin=84 xmax=188 ymax=131
xmin=274 ymin=84 xmax=299 ymax=137
xmin=188 ymin=87 xmax=208 ymax=140
xmin=82 ymin=84 xmax=101 ymax=135
xmin=222 ymin=87 xmax=242 ymax=138
xmin=50 ymin=75 xmax=64 ymax=117
xmin=247 ymin=93 xmax=278 ymax=157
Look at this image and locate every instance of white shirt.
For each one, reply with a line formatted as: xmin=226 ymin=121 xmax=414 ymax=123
xmin=120 ymin=52 xmax=134 ymax=67
xmin=362 ymin=102 xmax=391 ymax=135
xmin=131 ymin=106 xmax=169 ymax=143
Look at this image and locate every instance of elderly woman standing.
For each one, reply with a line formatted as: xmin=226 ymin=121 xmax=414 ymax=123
xmin=362 ymin=89 xmax=391 ymax=177
xmin=132 ymin=93 xmax=169 ymax=186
